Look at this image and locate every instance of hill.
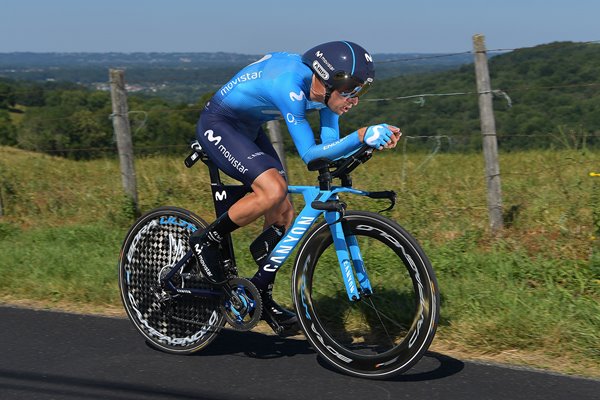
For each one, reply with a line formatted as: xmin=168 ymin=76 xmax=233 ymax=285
xmin=341 ymin=41 xmax=600 ymax=151
xmin=0 ymin=41 xmax=599 ymax=156
xmin=0 ymin=51 xmax=474 ymax=103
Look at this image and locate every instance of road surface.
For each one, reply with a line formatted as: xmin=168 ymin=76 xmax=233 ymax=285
xmin=0 ymin=306 xmax=597 ymax=399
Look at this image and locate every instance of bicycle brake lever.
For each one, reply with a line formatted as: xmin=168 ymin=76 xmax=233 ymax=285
xmin=367 ymin=190 xmax=397 ymax=213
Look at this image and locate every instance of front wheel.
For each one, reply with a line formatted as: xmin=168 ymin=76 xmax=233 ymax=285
xmin=292 ymin=211 xmax=439 ymax=379
xmin=118 ymin=206 xmax=225 ymax=354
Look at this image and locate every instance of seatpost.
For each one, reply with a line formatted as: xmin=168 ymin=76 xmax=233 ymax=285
xmin=318 ymin=168 xmax=332 ymax=190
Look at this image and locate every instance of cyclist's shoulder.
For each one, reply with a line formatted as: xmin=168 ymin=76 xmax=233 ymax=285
xmin=263 ymin=52 xmax=303 ymax=68
xmin=262 ymin=53 xmax=311 ymax=84
xmin=254 ymin=53 xmax=311 ymax=108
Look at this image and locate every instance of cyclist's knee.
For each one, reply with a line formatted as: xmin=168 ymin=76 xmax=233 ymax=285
xmin=252 ymin=169 xmax=288 ymax=206
xmin=281 ymin=198 xmax=295 ymax=227
xmin=265 ymin=197 xmax=294 ymax=228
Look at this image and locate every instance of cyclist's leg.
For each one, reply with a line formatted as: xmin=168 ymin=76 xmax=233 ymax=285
xmin=238 ymin=127 xmax=298 ymax=333
xmin=192 ymin=113 xmax=289 ymax=276
xmin=224 ymin=166 xmax=297 ymax=333
xmin=228 ymin=169 xmax=288 ymax=225
xmin=253 ymin=128 xmax=295 ymax=230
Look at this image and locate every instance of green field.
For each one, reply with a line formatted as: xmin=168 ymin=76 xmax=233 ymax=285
xmin=0 ymin=146 xmax=598 ymax=377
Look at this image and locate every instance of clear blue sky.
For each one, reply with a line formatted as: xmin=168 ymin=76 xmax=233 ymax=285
xmin=1 ymin=0 xmax=598 ymax=54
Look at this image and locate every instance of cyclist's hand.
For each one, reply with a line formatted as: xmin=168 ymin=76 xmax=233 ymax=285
xmin=360 ymin=124 xmax=402 ymax=150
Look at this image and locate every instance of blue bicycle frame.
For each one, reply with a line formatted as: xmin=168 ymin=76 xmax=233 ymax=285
xmin=265 ymin=184 xmax=374 ymax=301
xmin=164 ymin=144 xmax=395 ymax=302
xmin=162 ymin=184 xmax=373 ymax=302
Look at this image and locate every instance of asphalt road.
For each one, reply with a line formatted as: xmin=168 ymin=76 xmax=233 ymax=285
xmin=0 ymin=306 xmax=598 ymax=400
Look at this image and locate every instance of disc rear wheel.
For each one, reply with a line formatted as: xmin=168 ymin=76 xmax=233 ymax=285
xmin=118 ymin=206 xmax=225 ymax=354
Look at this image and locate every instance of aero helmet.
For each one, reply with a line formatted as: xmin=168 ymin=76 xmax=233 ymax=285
xmin=302 ymin=41 xmax=375 ymax=103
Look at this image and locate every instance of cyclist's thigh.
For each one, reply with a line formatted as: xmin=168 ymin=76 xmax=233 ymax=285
xmin=196 ymin=114 xmax=282 ymax=187
xmin=254 ymin=126 xmax=287 ymax=182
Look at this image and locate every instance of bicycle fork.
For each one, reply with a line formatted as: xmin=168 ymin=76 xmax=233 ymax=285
xmin=325 ymin=211 xmax=373 ymax=302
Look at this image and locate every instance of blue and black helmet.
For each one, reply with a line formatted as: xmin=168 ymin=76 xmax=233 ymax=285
xmin=302 ymin=40 xmax=375 ymax=99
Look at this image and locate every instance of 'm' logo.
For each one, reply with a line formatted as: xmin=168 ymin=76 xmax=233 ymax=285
xmin=204 ymin=129 xmax=221 ymax=145
xmin=215 ymin=191 xmax=227 ymax=201
xmin=365 ymin=125 xmax=384 ymax=146
xmin=289 ymin=91 xmax=305 ymax=102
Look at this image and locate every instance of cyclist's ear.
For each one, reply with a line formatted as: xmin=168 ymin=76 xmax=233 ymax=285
xmin=310 ymin=75 xmax=327 ymax=101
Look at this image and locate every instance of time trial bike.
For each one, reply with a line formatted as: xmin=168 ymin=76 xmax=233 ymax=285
xmin=118 ymin=141 xmax=439 ymax=379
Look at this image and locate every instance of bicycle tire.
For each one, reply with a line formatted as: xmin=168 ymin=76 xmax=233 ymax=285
xmin=292 ymin=211 xmax=439 ymax=378
xmin=118 ymin=206 xmax=225 ymax=354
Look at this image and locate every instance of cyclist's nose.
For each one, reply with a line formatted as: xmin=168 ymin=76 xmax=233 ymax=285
xmin=346 ymin=97 xmax=359 ymax=105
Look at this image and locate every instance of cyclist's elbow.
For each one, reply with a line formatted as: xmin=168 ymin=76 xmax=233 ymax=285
xmin=300 ymin=150 xmax=315 ymax=165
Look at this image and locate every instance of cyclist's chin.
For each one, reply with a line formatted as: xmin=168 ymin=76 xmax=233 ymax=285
xmin=329 ymin=105 xmax=351 ymax=115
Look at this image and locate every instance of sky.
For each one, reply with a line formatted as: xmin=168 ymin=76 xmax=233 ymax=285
xmin=0 ymin=0 xmax=598 ymax=55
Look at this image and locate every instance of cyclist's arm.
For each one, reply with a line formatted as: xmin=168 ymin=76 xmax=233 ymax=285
xmin=272 ymin=81 xmax=361 ymax=163
xmin=298 ymin=107 xmax=362 ymax=163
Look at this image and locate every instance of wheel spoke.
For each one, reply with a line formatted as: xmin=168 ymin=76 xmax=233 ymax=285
xmin=358 ymin=297 xmax=411 ymax=332
xmin=364 ymin=297 xmax=396 ymax=348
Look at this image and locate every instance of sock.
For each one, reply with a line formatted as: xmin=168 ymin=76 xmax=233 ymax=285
xmin=249 ymin=224 xmax=285 ymax=265
xmin=191 ymin=211 xmax=240 ymax=245
xmin=249 ymin=224 xmax=285 ymax=291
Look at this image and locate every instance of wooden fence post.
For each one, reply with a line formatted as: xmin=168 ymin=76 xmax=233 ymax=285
xmin=473 ymin=34 xmax=504 ymax=234
xmin=109 ymin=69 xmax=140 ymax=217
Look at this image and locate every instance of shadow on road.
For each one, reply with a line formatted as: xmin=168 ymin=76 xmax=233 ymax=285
xmin=146 ymin=327 xmax=465 ymax=380
xmin=0 ymin=368 xmax=220 ymax=400
xmin=145 ymin=328 xmax=316 ymax=359
xmin=317 ymin=350 xmax=465 ymax=381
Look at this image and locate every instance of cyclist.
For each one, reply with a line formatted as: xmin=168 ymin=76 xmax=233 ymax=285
xmin=190 ymin=40 xmax=402 ymax=335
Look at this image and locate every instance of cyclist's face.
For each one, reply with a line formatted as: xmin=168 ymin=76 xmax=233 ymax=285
xmin=328 ymin=90 xmax=359 ymax=115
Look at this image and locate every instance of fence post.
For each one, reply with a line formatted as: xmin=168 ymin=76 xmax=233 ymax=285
xmin=473 ymin=34 xmax=503 ymax=234
xmin=109 ymin=69 xmax=140 ymax=217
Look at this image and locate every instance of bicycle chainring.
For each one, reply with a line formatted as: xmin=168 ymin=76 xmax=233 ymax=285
xmin=220 ymin=277 xmax=262 ymax=331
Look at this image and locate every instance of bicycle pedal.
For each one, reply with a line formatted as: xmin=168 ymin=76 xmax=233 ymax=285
xmin=266 ymin=319 xmax=284 ymax=335
xmin=265 ymin=318 xmax=300 ymax=337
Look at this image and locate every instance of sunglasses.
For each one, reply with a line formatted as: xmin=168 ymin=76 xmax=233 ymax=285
xmin=332 ymin=72 xmax=373 ymax=99
xmin=338 ymin=82 xmax=372 ymax=99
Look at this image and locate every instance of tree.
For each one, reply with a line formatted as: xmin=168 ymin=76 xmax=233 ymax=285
xmin=0 ymin=110 xmax=17 ymax=145
xmin=0 ymin=83 xmax=16 ymax=110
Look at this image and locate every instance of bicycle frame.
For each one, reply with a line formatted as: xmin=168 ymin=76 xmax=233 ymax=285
xmin=164 ymin=144 xmax=396 ymax=302
xmin=268 ymin=184 xmax=374 ymax=301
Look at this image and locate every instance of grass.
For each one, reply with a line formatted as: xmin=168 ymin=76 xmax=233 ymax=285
xmin=0 ymin=145 xmax=599 ymax=377
xmin=0 ymin=224 xmax=122 ymax=306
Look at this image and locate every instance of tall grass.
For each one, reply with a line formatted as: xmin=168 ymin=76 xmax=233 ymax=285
xmin=0 ymin=146 xmax=598 ymax=375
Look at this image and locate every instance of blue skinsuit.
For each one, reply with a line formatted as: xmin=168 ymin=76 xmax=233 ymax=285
xmin=196 ymin=52 xmax=361 ymax=186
